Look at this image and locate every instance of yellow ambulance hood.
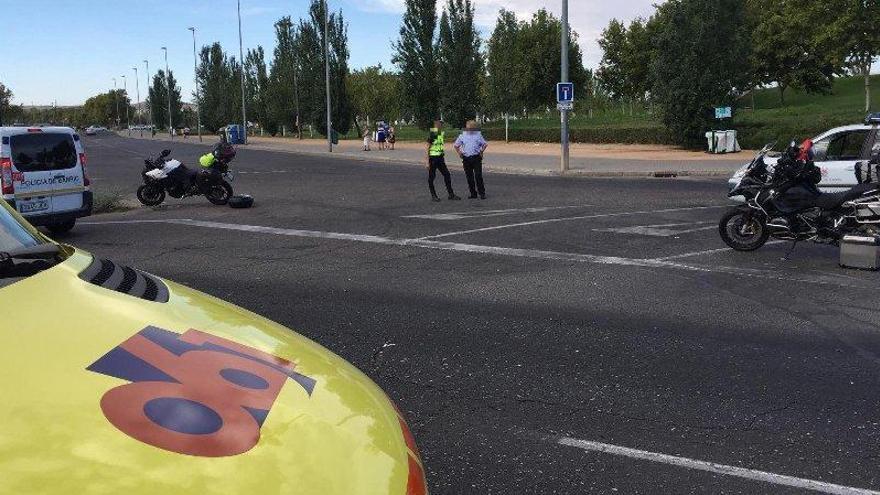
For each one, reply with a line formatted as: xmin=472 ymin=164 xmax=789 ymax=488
xmin=0 ymin=249 xmax=425 ymax=494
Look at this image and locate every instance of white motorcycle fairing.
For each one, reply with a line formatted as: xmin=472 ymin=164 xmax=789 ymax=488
xmin=145 ymin=159 xmax=183 ymax=180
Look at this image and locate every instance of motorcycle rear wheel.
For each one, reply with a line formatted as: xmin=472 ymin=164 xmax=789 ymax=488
xmin=719 ymin=209 xmax=769 ymax=251
xmin=137 ymin=184 xmax=166 ymax=206
xmin=206 ymin=181 xmax=233 ymax=206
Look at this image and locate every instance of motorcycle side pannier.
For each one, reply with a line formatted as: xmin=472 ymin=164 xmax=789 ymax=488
xmin=840 ymin=235 xmax=880 ymax=270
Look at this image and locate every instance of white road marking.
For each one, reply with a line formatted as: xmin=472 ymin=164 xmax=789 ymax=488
xmin=558 ymin=437 xmax=880 ymax=495
xmin=594 ymin=221 xmax=716 ymax=237
xmin=655 ymin=240 xmax=786 ymax=261
xmin=79 ymin=219 xmax=875 ymax=288
xmin=404 ymin=205 xmax=594 ymax=221
xmin=418 ymin=205 xmax=729 ymax=240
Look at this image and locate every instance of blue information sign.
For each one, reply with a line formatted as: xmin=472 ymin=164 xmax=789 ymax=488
xmin=557 ymin=83 xmax=575 ymax=103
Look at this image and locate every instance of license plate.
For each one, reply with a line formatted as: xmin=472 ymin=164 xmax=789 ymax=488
xmin=19 ymin=199 xmax=50 ymax=214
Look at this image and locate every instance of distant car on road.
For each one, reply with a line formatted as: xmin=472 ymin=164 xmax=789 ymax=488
xmin=85 ymin=126 xmax=99 ymax=135
xmin=730 ymin=116 xmax=880 ymax=198
xmin=0 ymin=199 xmax=428 ymax=495
xmin=0 ymin=126 xmax=93 ymax=233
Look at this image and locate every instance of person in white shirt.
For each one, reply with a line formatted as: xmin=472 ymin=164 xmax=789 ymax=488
xmin=453 ymin=120 xmax=489 ymax=199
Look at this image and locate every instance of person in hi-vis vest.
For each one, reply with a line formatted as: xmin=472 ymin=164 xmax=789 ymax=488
xmin=426 ymin=120 xmax=460 ymax=202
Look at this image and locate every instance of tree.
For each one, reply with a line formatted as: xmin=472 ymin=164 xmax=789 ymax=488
xmin=268 ymin=17 xmax=299 ymax=135
xmin=166 ymin=70 xmax=184 ymax=128
xmin=393 ymin=0 xmax=439 ymax=128
xmin=621 ymin=18 xmax=653 ymax=106
xmin=820 ymin=0 xmax=880 ymax=111
xmin=82 ymin=90 xmax=131 ymax=128
xmin=436 ymin=0 xmax=483 ymax=128
xmin=196 ymin=43 xmax=240 ymax=132
xmin=148 ymin=70 xmax=184 ymax=130
xmin=515 ymin=9 xmax=589 ymax=113
xmin=748 ymin=0 xmax=837 ymax=105
xmin=485 ymin=10 xmax=521 ymax=119
xmin=148 ymin=71 xmax=168 ymax=130
xmin=348 ymin=65 xmax=400 ymax=126
xmin=245 ymin=46 xmax=271 ymax=133
xmin=651 ymin=0 xmax=751 ymax=147
xmin=0 ymin=83 xmax=12 ymax=126
xmin=597 ymin=19 xmax=628 ymax=101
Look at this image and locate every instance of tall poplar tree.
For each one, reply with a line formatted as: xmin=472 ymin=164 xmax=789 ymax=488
xmin=393 ymin=0 xmax=438 ymax=128
xmin=437 ymin=0 xmax=482 ymax=128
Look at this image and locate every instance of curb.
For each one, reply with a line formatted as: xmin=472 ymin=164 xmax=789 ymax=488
xmin=112 ymin=132 xmax=733 ymax=179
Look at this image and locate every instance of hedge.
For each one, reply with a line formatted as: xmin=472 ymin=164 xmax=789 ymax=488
xmin=481 ymin=126 xmax=675 ymax=145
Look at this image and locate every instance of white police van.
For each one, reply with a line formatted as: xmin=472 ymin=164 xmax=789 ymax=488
xmin=0 ymin=127 xmax=93 ymax=233
xmin=729 ymin=114 xmax=880 ymax=197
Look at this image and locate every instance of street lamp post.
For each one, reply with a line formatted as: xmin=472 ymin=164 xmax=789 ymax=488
xmin=122 ymin=75 xmax=130 ymax=136
xmin=324 ymin=0 xmax=332 ymax=152
xmin=144 ymin=60 xmax=153 ymax=138
xmin=133 ymin=66 xmax=142 ymax=138
xmin=560 ymin=0 xmax=570 ymax=173
xmin=161 ymin=47 xmax=173 ymax=140
xmin=112 ymin=77 xmax=120 ymax=129
xmin=188 ymin=27 xmax=203 ymax=142
xmin=237 ymin=0 xmax=248 ymax=144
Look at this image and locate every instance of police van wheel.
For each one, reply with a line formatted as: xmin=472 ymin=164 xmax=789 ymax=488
xmin=137 ymin=185 xmax=165 ymax=206
xmin=47 ymin=220 xmax=76 ymax=235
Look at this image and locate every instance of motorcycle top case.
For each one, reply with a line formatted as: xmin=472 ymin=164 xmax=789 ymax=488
xmin=840 ymin=235 xmax=880 ymax=270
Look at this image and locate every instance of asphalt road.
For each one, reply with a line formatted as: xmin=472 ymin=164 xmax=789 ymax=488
xmin=66 ymin=133 xmax=880 ymax=494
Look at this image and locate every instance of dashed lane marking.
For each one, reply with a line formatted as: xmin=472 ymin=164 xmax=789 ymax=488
xmin=558 ymin=437 xmax=880 ymax=495
xmin=79 ymin=219 xmax=875 ymax=288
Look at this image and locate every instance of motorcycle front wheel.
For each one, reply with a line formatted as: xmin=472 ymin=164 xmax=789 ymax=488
xmin=206 ymin=181 xmax=233 ymax=206
xmin=719 ymin=208 xmax=769 ymax=251
xmin=137 ymin=184 xmax=166 ymax=206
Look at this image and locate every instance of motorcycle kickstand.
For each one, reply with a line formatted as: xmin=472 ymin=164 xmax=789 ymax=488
xmin=781 ymin=240 xmax=799 ymax=261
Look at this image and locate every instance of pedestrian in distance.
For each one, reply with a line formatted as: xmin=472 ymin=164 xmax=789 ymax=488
xmin=426 ymin=119 xmax=460 ymax=202
xmin=454 ymin=120 xmax=488 ymax=200
xmin=376 ymin=122 xmax=387 ymax=151
xmin=362 ymin=126 xmax=372 ymax=151
xmin=388 ymin=125 xmax=396 ymax=151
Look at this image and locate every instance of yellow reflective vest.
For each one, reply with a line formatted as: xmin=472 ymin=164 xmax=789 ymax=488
xmin=428 ymin=129 xmax=445 ymax=157
xmin=199 ymin=153 xmax=216 ymax=168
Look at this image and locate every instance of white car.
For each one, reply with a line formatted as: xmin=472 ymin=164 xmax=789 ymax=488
xmin=84 ymin=126 xmax=101 ymax=136
xmin=0 ymin=126 xmax=93 ymax=233
xmin=729 ymin=116 xmax=880 ymax=197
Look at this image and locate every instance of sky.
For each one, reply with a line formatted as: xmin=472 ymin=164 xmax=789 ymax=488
xmin=1 ymin=0 xmax=660 ymax=106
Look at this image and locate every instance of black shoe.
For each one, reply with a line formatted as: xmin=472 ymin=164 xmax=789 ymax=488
xmin=479 ymin=194 xmax=486 ymax=200
xmin=468 ymin=194 xmax=478 ymax=199
xmin=448 ymin=195 xmax=461 ymax=201
xmin=431 ymin=196 xmax=441 ymax=202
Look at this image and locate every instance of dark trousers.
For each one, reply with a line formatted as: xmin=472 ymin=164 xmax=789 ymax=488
xmin=428 ymin=156 xmax=455 ymax=197
xmin=462 ymin=155 xmax=485 ymax=196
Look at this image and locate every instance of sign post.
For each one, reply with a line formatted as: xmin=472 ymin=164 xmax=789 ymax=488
xmin=560 ymin=0 xmax=570 ymax=173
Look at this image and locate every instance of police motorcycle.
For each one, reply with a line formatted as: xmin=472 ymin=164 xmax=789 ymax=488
xmin=719 ymin=140 xmax=880 ymax=251
xmin=137 ymin=142 xmax=236 ymax=207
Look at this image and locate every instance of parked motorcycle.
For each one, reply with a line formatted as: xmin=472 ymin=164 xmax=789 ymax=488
xmin=720 ymin=141 xmax=880 ymax=251
xmin=137 ymin=144 xmax=236 ymax=207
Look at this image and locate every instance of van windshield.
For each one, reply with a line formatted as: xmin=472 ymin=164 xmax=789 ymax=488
xmin=10 ymin=133 xmax=77 ymax=172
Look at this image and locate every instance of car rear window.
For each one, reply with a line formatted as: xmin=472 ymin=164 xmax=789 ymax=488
xmin=10 ymin=133 xmax=78 ymax=172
